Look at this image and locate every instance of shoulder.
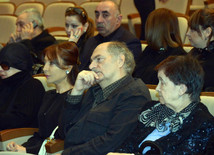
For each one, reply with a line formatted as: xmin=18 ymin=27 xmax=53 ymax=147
xmin=113 ymin=76 xmax=151 ymax=102
xmin=21 ymin=77 xmax=45 ymax=92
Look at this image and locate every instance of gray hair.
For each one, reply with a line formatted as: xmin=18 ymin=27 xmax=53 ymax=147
xmin=107 ymin=41 xmax=135 ymax=75
xmin=19 ymin=8 xmax=44 ymax=30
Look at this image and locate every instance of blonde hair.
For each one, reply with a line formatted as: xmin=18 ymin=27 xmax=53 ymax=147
xmin=145 ymin=8 xmax=182 ymax=50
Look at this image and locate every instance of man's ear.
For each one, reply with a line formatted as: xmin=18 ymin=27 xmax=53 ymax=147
xmin=179 ymin=84 xmax=187 ymax=96
xmin=118 ymin=54 xmax=125 ymax=68
xmin=116 ymin=14 xmax=122 ymax=24
xmin=204 ymin=27 xmax=212 ymax=39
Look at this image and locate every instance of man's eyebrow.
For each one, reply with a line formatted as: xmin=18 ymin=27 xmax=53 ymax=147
xmin=102 ymin=11 xmax=109 ymax=14
xmin=91 ymin=55 xmax=101 ymax=61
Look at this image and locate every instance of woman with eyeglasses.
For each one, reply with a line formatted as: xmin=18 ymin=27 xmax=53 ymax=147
xmin=0 ymin=43 xmax=45 ymax=130
xmin=65 ymin=6 xmax=95 ymax=61
xmin=6 ymin=42 xmax=80 ymax=154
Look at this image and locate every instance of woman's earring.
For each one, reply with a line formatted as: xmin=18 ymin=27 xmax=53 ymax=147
xmin=66 ymin=70 xmax=70 ymax=74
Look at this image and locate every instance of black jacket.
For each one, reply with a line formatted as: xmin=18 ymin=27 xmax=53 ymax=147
xmin=62 ymin=76 xmax=151 ymax=155
xmin=116 ymin=101 xmax=214 ymax=154
xmin=79 ymin=26 xmax=142 ymax=71
xmin=0 ymin=71 xmax=45 ymax=130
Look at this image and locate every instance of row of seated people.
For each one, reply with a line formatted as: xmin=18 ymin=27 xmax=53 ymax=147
xmin=1 ymin=41 xmax=214 ymax=154
xmin=0 ymin=0 xmax=214 ymax=154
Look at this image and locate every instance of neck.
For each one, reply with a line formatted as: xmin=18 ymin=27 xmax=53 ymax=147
xmin=100 ymin=71 xmax=126 ymax=89
xmin=55 ymin=78 xmax=73 ymax=94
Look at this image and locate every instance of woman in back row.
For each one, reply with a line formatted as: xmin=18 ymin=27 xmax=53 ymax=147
xmin=186 ymin=8 xmax=214 ymax=91
xmin=133 ymin=8 xmax=186 ymax=85
xmin=65 ymin=6 xmax=94 ymax=64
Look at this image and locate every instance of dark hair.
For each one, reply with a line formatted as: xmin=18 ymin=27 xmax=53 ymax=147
xmin=145 ymin=8 xmax=183 ymax=50
xmin=155 ymin=55 xmax=204 ymax=102
xmin=43 ymin=42 xmax=80 ymax=85
xmin=189 ymin=9 xmax=214 ymax=41
xmin=65 ymin=6 xmax=95 ymax=41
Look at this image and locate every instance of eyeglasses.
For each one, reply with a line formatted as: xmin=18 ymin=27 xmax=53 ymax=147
xmin=0 ymin=63 xmax=10 ymax=70
xmin=66 ymin=7 xmax=87 ymax=21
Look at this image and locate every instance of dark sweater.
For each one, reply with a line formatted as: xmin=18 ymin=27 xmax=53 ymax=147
xmin=22 ymin=90 xmax=67 ymax=154
xmin=0 ymin=71 xmax=45 ymax=130
xmin=188 ymin=41 xmax=214 ymax=91
xmin=133 ymin=46 xmax=186 ymax=84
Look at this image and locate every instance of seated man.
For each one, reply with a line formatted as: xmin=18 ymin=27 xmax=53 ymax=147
xmin=62 ymin=41 xmax=151 ymax=154
xmin=79 ymin=0 xmax=142 ymax=71
xmin=8 ymin=8 xmax=56 ymax=74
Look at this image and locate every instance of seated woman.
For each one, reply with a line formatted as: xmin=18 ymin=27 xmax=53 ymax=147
xmin=6 ymin=42 xmax=80 ymax=154
xmin=0 ymin=43 xmax=45 ymax=130
xmin=110 ymin=55 xmax=214 ymax=154
xmin=186 ymin=8 xmax=214 ymax=91
xmin=65 ymin=6 xmax=94 ymax=53
xmin=133 ymin=8 xmax=186 ymax=85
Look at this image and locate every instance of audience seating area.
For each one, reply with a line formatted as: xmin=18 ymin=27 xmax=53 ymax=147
xmin=0 ymin=0 xmax=212 ymax=45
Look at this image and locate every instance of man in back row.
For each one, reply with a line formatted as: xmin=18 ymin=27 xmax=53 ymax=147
xmin=62 ymin=41 xmax=151 ymax=155
xmin=79 ymin=0 xmax=142 ymax=71
xmin=8 ymin=8 xmax=56 ymax=74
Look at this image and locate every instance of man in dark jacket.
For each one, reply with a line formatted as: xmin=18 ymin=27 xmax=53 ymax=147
xmin=62 ymin=41 xmax=151 ymax=155
xmin=79 ymin=0 xmax=142 ymax=71
xmin=8 ymin=8 xmax=56 ymax=74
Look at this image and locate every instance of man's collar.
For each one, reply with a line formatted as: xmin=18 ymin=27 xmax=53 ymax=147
xmin=98 ymin=26 xmax=121 ymax=40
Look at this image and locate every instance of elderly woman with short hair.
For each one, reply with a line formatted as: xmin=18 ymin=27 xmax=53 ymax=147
xmin=109 ymin=55 xmax=214 ymax=154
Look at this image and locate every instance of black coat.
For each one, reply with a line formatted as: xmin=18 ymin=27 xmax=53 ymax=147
xmin=116 ymin=101 xmax=214 ymax=154
xmin=22 ymin=90 xmax=67 ymax=154
xmin=62 ymin=76 xmax=151 ymax=155
xmin=133 ymin=46 xmax=186 ymax=84
xmin=78 ymin=26 xmax=142 ymax=71
xmin=0 ymin=71 xmax=45 ymax=130
xmin=188 ymin=41 xmax=214 ymax=91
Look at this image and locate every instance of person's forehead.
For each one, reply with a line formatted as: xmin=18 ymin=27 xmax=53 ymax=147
xmin=65 ymin=16 xmax=82 ymax=24
xmin=91 ymin=44 xmax=109 ymax=58
xmin=96 ymin=1 xmax=116 ymax=13
xmin=17 ymin=13 xmax=30 ymax=23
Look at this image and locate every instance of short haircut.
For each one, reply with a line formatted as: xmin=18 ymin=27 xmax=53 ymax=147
xmin=43 ymin=42 xmax=80 ymax=85
xmin=145 ymin=8 xmax=182 ymax=50
xmin=189 ymin=9 xmax=214 ymax=39
xmin=107 ymin=41 xmax=135 ymax=75
xmin=101 ymin=0 xmax=121 ymax=14
xmin=19 ymin=8 xmax=44 ymax=30
xmin=155 ymin=55 xmax=204 ymax=102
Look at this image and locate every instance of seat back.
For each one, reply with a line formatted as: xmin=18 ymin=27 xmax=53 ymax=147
xmin=0 ymin=15 xmax=17 ymax=44
xmin=35 ymin=0 xmax=61 ymax=6
xmin=0 ymin=128 xmax=38 ymax=151
xmin=80 ymin=2 xmax=99 ymax=24
xmin=177 ymin=13 xmax=189 ymax=44
xmin=33 ymin=74 xmax=56 ymax=91
xmin=0 ymin=2 xmax=15 ymax=15
xmin=200 ymin=92 xmax=214 ymax=116
xmin=10 ymin=0 xmax=35 ymax=7
xmin=15 ymin=2 xmax=45 ymax=16
xmin=120 ymin=0 xmax=138 ymax=29
xmin=146 ymin=84 xmax=159 ymax=101
xmin=43 ymin=2 xmax=75 ymax=29
xmin=155 ymin=0 xmax=191 ymax=15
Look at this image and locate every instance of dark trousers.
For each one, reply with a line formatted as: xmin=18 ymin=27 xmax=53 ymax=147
xmin=134 ymin=0 xmax=155 ymax=40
